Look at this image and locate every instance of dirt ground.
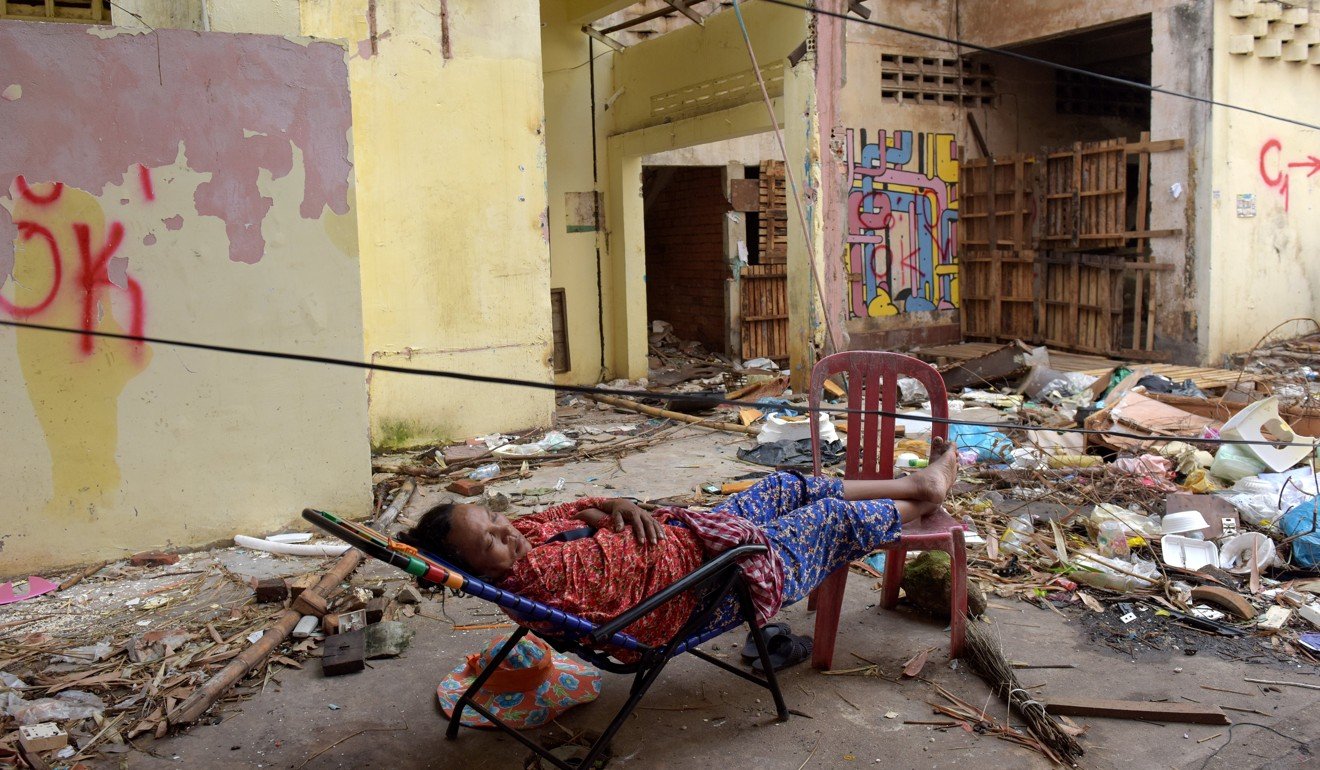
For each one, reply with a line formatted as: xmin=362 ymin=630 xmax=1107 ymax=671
xmin=107 ymin=425 xmax=1318 ymax=770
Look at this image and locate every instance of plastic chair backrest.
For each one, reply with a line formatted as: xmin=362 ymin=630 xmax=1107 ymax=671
xmin=809 ymin=352 xmax=949 ymax=480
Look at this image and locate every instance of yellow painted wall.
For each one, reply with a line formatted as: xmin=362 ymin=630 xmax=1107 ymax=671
xmin=600 ymin=1 xmax=806 ymax=378
xmin=1205 ymin=0 xmax=1320 ymax=360
xmin=299 ymin=0 xmax=555 ymax=445
xmin=0 ymin=23 xmax=369 ymax=574
xmin=115 ymin=1 xmax=557 ymax=442
xmin=542 ymin=0 xmax=610 ymax=385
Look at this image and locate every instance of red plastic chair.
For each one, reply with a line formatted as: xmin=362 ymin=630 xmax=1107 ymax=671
xmin=807 ymin=351 xmax=967 ymax=668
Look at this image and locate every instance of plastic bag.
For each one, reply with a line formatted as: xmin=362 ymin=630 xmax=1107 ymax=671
xmin=1281 ymin=497 xmax=1320 ymax=568
xmin=948 ymin=423 xmax=1011 ymax=462
xmin=5 ymin=690 xmax=105 ymax=725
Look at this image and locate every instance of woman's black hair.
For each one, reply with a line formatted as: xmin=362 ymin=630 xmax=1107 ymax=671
xmin=398 ymin=502 xmax=481 ymax=578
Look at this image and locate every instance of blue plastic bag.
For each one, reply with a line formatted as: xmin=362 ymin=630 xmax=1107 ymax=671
xmin=948 ymin=422 xmax=1011 ymax=462
xmin=1281 ymin=497 xmax=1320 ymax=568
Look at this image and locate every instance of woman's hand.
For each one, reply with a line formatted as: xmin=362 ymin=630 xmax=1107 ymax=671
xmin=603 ymin=499 xmax=666 ymax=544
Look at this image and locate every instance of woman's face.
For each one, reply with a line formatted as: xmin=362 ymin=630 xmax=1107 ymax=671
xmin=445 ymin=504 xmax=531 ymax=580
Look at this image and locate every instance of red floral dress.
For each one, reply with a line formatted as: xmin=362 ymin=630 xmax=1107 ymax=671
xmin=498 ymin=498 xmax=705 ymax=658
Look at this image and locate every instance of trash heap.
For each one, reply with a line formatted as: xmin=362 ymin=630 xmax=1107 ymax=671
xmin=915 ymin=340 xmax=1320 ymax=662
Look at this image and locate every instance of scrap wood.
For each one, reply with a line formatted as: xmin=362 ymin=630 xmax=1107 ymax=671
xmin=166 ymin=549 xmax=362 ymax=726
xmin=901 ymin=647 xmax=934 ymax=678
xmin=586 ymin=394 xmax=757 ymax=435
xmin=1243 ymin=677 xmax=1320 ymax=691
xmin=1043 ymin=697 xmax=1230 ymax=725
xmin=58 ymin=562 xmax=108 ymax=592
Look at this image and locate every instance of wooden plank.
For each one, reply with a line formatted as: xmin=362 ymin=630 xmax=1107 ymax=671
xmin=1124 ymin=138 xmax=1186 ymax=154
xmin=1044 ymin=697 xmax=1229 ymax=725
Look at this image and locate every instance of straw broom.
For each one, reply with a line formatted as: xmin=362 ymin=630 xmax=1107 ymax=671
xmin=963 ymin=619 xmax=1084 ymax=763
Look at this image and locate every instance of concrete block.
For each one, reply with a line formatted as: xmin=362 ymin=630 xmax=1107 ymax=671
xmin=1283 ymin=40 xmax=1310 ymax=61
xmin=1243 ymin=15 xmax=1271 ymax=36
xmin=1256 ymin=37 xmax=1284 ymax=57
xmin=1282 ymin=5 xmax=1311 ymax=24
xmin=1268 ymin=20 xmax=1297 ymax=41
xmin=1258 ymin=0 xmax=1283 ymax=21
xmin=1229 ymin=0 xmax=1257 ymax=17
xmin=1312 ymin=43 xmax=1320 ymax=63
xmin=1295 ymin=23 xmax=1320 ymax=44
xmin=1229 ymin=34 xmax=1259 ymax=54
xmin=19 ymin=723 xmax=68 ymax=753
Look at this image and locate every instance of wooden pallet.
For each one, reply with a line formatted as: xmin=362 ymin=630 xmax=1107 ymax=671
xmin=959 ymin=155 xmax=1035 ymax=252
xmin=959 ymin=249 xmax=1035 ymax=342
xmin=740 ymin=263 xmax=788 ymax=362
xmin=912 ymin=342 xmax=1255 ymax=393
xmin=1042 ymin=139 xmax=1127 ymax=249
xmin=758 ymin=161 xmax=788 ymax=264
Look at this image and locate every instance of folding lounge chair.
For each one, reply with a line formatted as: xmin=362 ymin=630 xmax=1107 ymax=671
xmin=303 ymin=509 xmax=791 ymax=770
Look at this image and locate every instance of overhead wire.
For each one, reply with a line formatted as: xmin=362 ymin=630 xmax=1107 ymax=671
xmin=759 ymin=0 xmax=1320 ymax=132
xmin=4 ymin=317 xmax=1318 ymax=450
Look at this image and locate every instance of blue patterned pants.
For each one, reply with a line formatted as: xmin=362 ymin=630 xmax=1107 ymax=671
xmin=696 ymin=471 xmax=901 ymax=634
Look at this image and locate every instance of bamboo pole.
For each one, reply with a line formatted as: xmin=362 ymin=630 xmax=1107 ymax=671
xmin=586 ymin=394 xmax=758 ymax=435
xmin=166 ymin=549 xmax=362 ymax=726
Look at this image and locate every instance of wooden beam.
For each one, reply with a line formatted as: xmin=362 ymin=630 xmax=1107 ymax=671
xmin=582 ymin=24 xmax=626 ymax=52
xmin=1045 ymin=697 xmax=1230 ymax=725
xmin=966 ymin=112 xmax=990 ymax=158
xmin=1125 ymin=138 xmax=1186 ymax=154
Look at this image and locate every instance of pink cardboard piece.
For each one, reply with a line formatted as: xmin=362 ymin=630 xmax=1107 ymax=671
xmin=0 ymin=576 xmax=60 ymax=605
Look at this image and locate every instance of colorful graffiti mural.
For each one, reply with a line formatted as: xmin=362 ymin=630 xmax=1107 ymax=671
xmin=845 ymin=129 xmax=959 ymax=318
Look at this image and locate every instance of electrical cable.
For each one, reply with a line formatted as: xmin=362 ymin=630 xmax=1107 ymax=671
xmin=759 ymin=0 xmax=1320 ymax=133
xmin=5 ymin=317 xmax=1318 ymax=450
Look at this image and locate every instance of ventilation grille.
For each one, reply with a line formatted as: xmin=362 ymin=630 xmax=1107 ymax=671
xmin=879 ymin=54 xmax=995 ymax=106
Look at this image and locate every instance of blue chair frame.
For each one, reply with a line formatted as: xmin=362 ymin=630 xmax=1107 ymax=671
xmin=303 ymin=509 xmax=790 ymax=770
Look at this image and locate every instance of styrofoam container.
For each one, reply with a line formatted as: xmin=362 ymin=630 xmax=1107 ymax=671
xmin=1161 ymin=510 xmax=1210 ymax=535
xmin=757 ymin=412 xmax=839 ymax=445
xmin=1160 ymin=535 xmax=1220 ymax=570
xmin=1220 ymin=531 xmax=1279 ymax=573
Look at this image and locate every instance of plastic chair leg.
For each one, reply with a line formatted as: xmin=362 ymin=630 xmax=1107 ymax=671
xmin=809 ymin=567 xmax=848 ymax=670
xmin=948 ymin=530 xmax=967 ymax=659
xmin=879 ymin=545 xmax=906 ymax=610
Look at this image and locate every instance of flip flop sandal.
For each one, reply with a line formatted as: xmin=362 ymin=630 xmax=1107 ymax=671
xmin=741 ymin=622 xmax=792 ymax=662
xmin=751 ymin=633 xmax=813 ymax=674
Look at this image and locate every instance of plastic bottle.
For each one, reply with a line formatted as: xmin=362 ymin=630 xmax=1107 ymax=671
xmin=1000 ymin=515 xmax=1035 ymax=557
xmin=469 ymin=463 xmax=500 ymax=481
xmin=1096 ymin=520 xmax=1130 ymax=558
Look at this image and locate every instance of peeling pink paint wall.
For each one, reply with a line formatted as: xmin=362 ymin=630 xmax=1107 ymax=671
xmin=0 ymin=22 xmax=352 ymax=266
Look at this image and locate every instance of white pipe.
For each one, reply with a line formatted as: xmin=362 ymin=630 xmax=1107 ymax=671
xmin=234 ymin=535 xmax=350 ymax=557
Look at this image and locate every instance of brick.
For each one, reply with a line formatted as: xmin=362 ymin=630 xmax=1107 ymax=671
xmin=365 ymin=596 xmax=388 ymax=624
xmin=130 ymin=550 xmax=179 ymax=567
xmin=253 ymin=577 xmax=289 ymax=603
xmin=288 ymin=574 xmax=318 ymax=599
xmin=447 ymin=478 xmax=486 ymax=497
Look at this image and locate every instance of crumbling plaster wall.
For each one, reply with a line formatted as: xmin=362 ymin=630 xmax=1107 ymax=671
xmin=119 ymin=0 xmax=559 ymax=441
xmin=301 ymin=0 xmax=556 ymax=444
xmin=0 ymin=22 xmax=369 ymax=574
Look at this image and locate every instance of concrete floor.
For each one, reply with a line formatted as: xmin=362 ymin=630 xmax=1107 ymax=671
xmin=122 ymin=425 xmax=1318 ymax=770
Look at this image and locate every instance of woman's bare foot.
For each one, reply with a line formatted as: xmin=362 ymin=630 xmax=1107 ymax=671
xmin=910 ymin=437 xmax=958 ymax=506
